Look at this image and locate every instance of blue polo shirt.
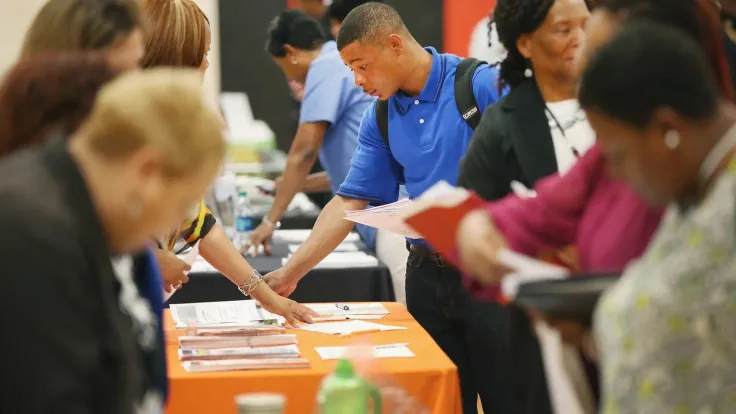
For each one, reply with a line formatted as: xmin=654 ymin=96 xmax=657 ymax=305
xmin=336 ymin=47 xmax=502 ymax=245
xmin=299 ymin=41 xmax=377 ymax=249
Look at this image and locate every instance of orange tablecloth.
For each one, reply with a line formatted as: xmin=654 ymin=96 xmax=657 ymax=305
xmin=164 ymin=302 xmax=461 ymax=414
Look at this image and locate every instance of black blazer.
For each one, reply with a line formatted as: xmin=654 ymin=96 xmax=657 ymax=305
xmin=458 ymin=80 xmax=559 ymax=201
xmin=0 ymin=137 xmax=157 ymax=414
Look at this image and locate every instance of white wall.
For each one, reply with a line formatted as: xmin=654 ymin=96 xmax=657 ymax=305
xmin=196 ymin=0 xmax=221 ymax=103
xmin=0 ymin=1 xmax=46 ymax=75
xmin=0 ymin=0 xmax=221 ymax=101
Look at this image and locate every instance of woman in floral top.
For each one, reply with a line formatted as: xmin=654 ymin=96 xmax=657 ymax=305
xmin=578 ymin=21 xmax=736 ymax=412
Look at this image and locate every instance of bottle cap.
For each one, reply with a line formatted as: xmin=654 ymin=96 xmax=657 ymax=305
xmin=334 ymin=358 xmax=356 ymax=379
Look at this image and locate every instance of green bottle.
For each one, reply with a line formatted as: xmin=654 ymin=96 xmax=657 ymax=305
xmin=318 ymin=359 xmax=382 ymax=414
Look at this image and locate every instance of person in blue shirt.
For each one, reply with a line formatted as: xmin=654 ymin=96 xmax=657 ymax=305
xmin=247 ymin=9 xmax=410 ymax=303
xmin=264 ymin=3 xmax=511 ymax=413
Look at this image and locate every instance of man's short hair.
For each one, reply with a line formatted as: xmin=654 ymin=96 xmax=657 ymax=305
xmin=327 ymin=0 xmax=385 ymax=23
xmin=336 ymin=2 xmax=406 ymax=50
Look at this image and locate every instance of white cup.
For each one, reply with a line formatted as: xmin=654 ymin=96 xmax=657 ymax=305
xmin=235 ymin=393 xmax=286 ymax=414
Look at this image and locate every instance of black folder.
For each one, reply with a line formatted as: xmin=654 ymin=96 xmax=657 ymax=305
xmin=513 ymin=273 xmax=620 ymax=326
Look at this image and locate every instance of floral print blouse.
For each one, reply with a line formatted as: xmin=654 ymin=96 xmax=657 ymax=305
xmin=595 ymin=156 xmax=736 ymax=413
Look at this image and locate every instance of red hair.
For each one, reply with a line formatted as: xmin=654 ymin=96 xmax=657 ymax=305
xmin=695 ymin=0 xmax=734 ymax=100
xmin=601 ymin=0 xmax=734 ymax=100
xmin=0 ymin=53 xmax=118 ymax=158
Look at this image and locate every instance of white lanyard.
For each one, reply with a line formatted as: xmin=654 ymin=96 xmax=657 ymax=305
xmin=698 ymin=122 xmax=736 ymax=186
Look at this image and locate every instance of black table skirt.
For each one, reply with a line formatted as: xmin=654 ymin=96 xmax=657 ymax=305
xmin=168 ymin=241 xmax=395 ymax=304
xmin=253 ymin=210 xmax=319 ymax=230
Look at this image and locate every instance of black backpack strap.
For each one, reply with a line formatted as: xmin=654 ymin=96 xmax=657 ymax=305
xmin=374 ymin=99 xmax=390 ymax=150
xmin=454 ymin=57 xmax=485 ymax=130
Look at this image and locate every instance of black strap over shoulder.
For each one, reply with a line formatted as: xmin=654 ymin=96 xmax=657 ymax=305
xmin=454 ymin=57 xmax=485 ymax=130
xmin=375 ymin=57 xmax=486 ymax=151
xmin=375 ymin=99 xmax=390 ymax=149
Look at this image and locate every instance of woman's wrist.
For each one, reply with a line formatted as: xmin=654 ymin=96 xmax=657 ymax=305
xmin=249 ymin=282 xmax=279 ymax=304
xmin=235 ymin=269 xmax=265 ymax=296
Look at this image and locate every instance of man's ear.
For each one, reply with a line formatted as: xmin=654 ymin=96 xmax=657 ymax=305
xmin=387 ymin=34 xmax=403 ymax=55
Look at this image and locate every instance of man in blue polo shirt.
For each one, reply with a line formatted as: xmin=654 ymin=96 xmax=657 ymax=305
xmin=248 ymin=9 xmax=410 ymax=304
xmin=265 ymin=3 xmax=510 ymax=413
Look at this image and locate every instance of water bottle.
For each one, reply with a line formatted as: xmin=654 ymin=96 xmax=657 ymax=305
xmin=235 ymin=190 xmax=256 ymax=248
xmin=318 ymin=359 xmax=382 ymax=414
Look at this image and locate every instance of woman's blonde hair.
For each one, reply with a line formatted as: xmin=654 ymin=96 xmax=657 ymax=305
xmin=142 ymin=0 xmax=209 ymax=68
xmin=22 ymin=0 xmax=145 ymax=55
xmin=79 ymin=68 xmax=225 ymax=176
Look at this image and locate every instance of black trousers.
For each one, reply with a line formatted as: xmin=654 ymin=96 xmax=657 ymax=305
xmin=405 ymin=248 xmax=515 ymax=414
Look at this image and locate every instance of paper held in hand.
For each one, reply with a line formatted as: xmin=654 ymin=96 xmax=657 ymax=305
xmin=343 ymin=198 xmax=422 ymax=238
xmin=398 ymin=181 xmax=485 ymax=261
xmin=497 ymin=249 xmax=569 ymax=300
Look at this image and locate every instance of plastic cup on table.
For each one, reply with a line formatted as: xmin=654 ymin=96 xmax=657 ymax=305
xmin=235 ymin=393 xmax=286 ymax=414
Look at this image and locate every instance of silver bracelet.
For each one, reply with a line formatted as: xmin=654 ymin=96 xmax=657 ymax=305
xmin=262 ymin=216 xmax=282 ymax=230
xmin=237 ymin=269 xmax=264 ymax=296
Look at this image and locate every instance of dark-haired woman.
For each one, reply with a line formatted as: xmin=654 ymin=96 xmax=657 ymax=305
xmin=456 ymin=0 xmax=595 ymax=411
xmin=582 ymin=20 xmax=736 ymax=412
xmin=458 ymin=0 xmax=595 ymax=202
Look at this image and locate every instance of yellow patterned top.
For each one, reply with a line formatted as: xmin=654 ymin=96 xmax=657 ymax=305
xmin=595 ymin=155 xmax=736 ymax=413
xmin=160 ymin=198 xmax=216 ymax=254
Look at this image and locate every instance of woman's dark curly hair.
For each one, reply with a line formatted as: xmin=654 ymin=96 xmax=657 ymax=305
xmin=0 ymin=53 xmax=118 ymax=158
xmin=490 ymin=0 xmax=557 ymax=92
xmin=490 ymin=0 xmax=595 ymax=92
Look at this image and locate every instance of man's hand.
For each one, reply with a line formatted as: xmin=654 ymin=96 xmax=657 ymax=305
xmin=264 ymin=268 xmax=300 ymax=297
xmin=152 ymin=249 xmax=191 ymax=292
xmin=243 ymin=222 xmax=275 ymax=256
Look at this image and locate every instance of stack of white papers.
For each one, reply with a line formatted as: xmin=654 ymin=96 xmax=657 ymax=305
xmin=299 ymin=320 xmax=407 ymax=335
xmin=171 ymin=300 xmax=283 ymax=327
xmin=274 ymin=230 xmax=360 ymax=244
xmin=182 ymin=358 xmax=310 ymax=372
xmin=344 ymin=199 xmax=421 ymax=238
xmin=170 ymin=301 xmax=391 ymax=328
xmin=178 ymin=344 xmax=300 ymax=361
xmin=308 ymin=303 xmax=390 ymax=316
xmin=178 ymin=334 xmax=298 ymax=349
xmin=315 ymin=343 xmax=415 ymax=360
xmin=281 ymin=251 xmax=379 ymax=268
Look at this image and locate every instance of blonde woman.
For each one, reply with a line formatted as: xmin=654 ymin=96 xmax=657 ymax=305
xmin=0 ymin=69 xmax=217 ymax=414
xmin=22 ymin=0 xmax=146 ymax=70
xmin=141 ymin=0 xmax=317 ymax=323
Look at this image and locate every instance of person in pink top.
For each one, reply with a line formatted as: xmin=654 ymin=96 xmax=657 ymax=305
xmin=455 ymin=1 xmax=733 ymax=408
xmin=457 ymin=0 xmax=733 ymax=292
